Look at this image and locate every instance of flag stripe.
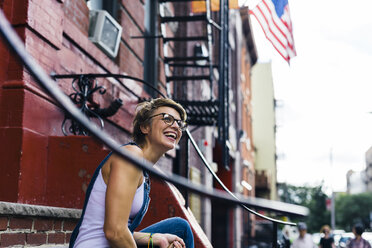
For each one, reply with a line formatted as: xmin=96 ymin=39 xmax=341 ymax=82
xmin=250 ymin=10 xmax=290 ymax=62
xmin=261 ymin=0 xmax=295 ymax=49
xmin=250 ymin=0 xmax=296 ymax=63
xmin=256 ymin=4 xmax=287 ymax=49
xmin=261 ymin=0 xmax=289 ymax=43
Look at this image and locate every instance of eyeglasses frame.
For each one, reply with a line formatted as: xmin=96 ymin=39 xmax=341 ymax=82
xmin=148 ymin=113 xmax=187 ymax=131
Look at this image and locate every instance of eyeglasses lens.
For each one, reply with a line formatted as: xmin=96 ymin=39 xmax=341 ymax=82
xmin=163 ymin=115 xmax=174 ymax=125
xmin=162 ymin=114 xmax=186 ymax=131
xmin=176 ymin=120 xmax=186 ymax=130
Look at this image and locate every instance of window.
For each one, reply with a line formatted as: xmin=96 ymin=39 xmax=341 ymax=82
xmin=87 ymin=0 xmax=119 ymax=20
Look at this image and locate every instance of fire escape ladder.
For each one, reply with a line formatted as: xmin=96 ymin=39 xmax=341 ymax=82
xmin=159 ymin=0 xmax=230 ymax=169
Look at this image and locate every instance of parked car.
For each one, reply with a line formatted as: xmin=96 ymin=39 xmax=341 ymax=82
xmin=333 ymin=230 xmax=346 ymax=247
xmin=338 ymin=232 xmax=354 ymax=248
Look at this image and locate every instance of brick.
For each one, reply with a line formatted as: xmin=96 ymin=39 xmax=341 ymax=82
xmin=121 ymin=0 xmax=145 ymax=31
xmin=26 ymin=233 xmax=47 ymax=245
xmin=0 ymin=217 xmax=8 ymax=230
xmin=48 ymin=232 xmax=65 ymax=244
xmin=27 ymin=0 xmax=63 ymax=49
xmin=54 ymin=220 xmax=63 ymax=231
xmin=63 ymin=220 xmax=78 ymax=231
xmin=66 ymin=232 xmax=72 ymax=243
xmin=120 ymin=9 xmax=144 ymax=60
xmin=119 ymin=43 xmax=143 ymax=79
xmin=34 ymin=219 xmax=54 ymax=231
xmin=9 ymin=217 xmax=33 ymax=230
xmin=63 ymin=0 xmax=89 ymax=35
xmin=158 ymin=59 xmax=165 ymax=85
xmin=0 ymin=233 xmax=26 ymax=246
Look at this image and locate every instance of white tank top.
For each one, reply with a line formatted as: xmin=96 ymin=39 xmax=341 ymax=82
xmin=73 ymin=169 xmax=145 ymax=247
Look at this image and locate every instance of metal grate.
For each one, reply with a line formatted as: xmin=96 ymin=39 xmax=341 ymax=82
xmin=175 ymin=100 xmax=219 ymax=126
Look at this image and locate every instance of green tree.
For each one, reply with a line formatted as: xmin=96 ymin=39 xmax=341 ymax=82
xmin=335 ymin=192 xmax=372 ymax=231
xmin=278 ymin=183 xmax=330 ymax=233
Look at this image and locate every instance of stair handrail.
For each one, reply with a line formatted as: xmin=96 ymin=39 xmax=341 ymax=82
xmin=0 ymin=9 xmax=308 ymax=218
xmin=52 ymin=76 xmax=303 ymax=224
xmin=186 ymin=129 xmax=298 ymax=225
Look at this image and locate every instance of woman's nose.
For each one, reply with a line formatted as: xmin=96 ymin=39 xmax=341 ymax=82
xmin=171 ymin=122 xmax=183 ymax=134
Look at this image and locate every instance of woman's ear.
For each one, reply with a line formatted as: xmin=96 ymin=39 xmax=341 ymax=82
xmin=140 ymin=124 xmax=150 ymax=135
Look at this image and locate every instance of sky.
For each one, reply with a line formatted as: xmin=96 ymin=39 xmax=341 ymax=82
xmin=242 ymin=0 xmax=372 ymax=193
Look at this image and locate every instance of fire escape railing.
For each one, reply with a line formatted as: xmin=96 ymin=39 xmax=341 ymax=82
xmin=0 ymin=9 xmax=308 ymax=248
xmin=158 ymin=0 xmax=230 ymax=170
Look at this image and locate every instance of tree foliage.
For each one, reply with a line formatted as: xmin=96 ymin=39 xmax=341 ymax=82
xmin=278 ymin=183 xmax=330 ymax=233
xmin=278 ymin=183 xmax=372 ymax=232
xmin=335 ymin=192 xmax=372 ymax=231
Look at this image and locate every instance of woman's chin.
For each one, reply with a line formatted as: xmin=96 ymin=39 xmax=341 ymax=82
xmin=162 ymin=141 xmax=176 ymax=151
xmin=165 ymin=143 xmax=176 ymax=151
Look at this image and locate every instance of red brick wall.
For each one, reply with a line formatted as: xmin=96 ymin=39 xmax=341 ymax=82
xmin=0 ymin=0 xmax=150 ymax=206
xmin=63 ymin=0 xmax=89 ymax=36
xmin=45 ymin=136 xmax=110 ymax=208
xmin=241 ymin=43 xmax=256 ymax=197
xmin=0 ymin=0 xmax=214 ymax=246
xmin=0 ymin=215 xmax=78 ymax=247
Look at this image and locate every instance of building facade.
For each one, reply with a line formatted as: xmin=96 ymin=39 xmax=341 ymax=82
xmin=0 ymin=0 xmax=262 ymax=247
xmin=365 ymin=146 xmax=372 ymax=192
xmin=0 ymin=0 xmax=310 ymax=246
xmin=347 ymin=146 xmax=372 ymax=194
xmin=251 ymin=62 xmax=278 ymax=200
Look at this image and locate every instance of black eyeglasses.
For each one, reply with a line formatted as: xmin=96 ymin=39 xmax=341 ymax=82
xmin=148 ymin=113 xmax=187 ymax=131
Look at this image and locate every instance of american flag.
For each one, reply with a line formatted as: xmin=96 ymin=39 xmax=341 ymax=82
xmin=250 ymin=0 xmax=296 ymax=63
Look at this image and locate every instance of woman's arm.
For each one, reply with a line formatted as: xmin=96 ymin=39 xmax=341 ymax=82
xmin=103 ymin=146 xmax=144 ymax=248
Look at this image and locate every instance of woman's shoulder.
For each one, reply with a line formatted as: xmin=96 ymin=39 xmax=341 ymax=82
xmin=105 ymin=144 xmax=144 ymax=167
xmin=120 ymin=143 xmax=143 ymax=156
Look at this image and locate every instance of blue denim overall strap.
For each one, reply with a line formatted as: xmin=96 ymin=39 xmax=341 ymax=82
xmin=128 ymin=170 xmax=150 ymax=232
xmin=69 ymin=142 xmax=150 ymax=247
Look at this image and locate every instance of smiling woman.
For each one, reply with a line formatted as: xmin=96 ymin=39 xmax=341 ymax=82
xmin=69 ymin=98 xmax=194 ymax=248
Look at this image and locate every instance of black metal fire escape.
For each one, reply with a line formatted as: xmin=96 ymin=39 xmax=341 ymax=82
xmin=158 ymin=0 xmax=230 ymax=168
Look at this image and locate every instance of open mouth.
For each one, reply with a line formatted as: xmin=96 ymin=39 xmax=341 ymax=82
xmin=164 ymin=131 xmax=177 ymax=140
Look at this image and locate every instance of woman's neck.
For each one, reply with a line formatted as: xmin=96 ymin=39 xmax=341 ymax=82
xmin=141 ymin=143 xmax=164 ymax=164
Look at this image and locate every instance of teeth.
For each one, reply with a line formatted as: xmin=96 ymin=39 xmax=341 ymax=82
xmin=165 ymin=132 xmax=177 ymax=139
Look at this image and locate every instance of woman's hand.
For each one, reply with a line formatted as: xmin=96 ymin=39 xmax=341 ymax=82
xmin=152 ymin=233 xmax=185 ymax=248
